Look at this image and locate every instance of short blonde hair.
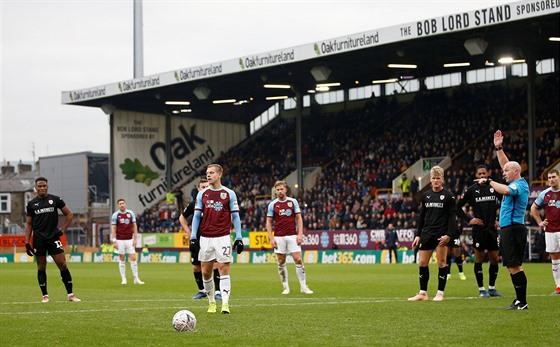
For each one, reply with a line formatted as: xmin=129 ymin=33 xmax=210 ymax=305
xmin=274 ymin=180 xmax=287 ymax=188
xmin=207 ymin=163 xmax=223 ymax=174
xmin=430 ymin=165 xmax=444 ymax=178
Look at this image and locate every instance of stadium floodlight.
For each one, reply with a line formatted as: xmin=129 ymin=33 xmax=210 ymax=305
xmin=310 ymin=65 xmax=332 ymax=81
xmin=497 ymin=57 xmax=525 ymax=64
xmin=443 ymin=62 xmax=471 ymax=68
xmin=263 ymin=84 xmax=291 ymax=89
xmin=372 ymin=78 xmax=398 ymax=84
xmin=316 ymin=82 xmax=341 ymax=88
xmin=212 ymin=99 xmax=236 ymax=104
xmin=549 ymin=37 xmax=560 ymax=42
xmin=266 ymin=96 xmax=289 ymax=100
xmin=193 ymin=86 xmax=211 ymax=100
xmin=464 ymin=38 xmax=488 ymax=56
xmin=387 ymin=64 xmax=417 ymax=69
xmin=165 ymin=101 xmax=190 ymax=105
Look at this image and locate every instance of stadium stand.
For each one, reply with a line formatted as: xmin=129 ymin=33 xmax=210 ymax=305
xmin=136 ymin=73 xmax=558 ymax=234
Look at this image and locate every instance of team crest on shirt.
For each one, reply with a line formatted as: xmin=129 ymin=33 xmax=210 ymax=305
xmin=126 ymin=213 xmax=131 ymax=218
xmin=220 ymin=192 xmax=227 ymax=200
xmin=49 ymin=199 xmax=54 ymax=205
xmin=510 ymin=183 xmax=517 ymax=189
xmin=490 ymin=188 xmax=495 ymax=193
xmin=287 ymin=201 xmax=293 ymax=207
xmin=440 ymin=195 xmax=445 ymax=200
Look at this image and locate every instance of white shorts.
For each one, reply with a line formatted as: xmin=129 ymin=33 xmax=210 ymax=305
xmin=114 ymin=239 xmax=136 ymax=255
xmin=199 ymin=235 xmax=232 ymax=263
xmin=274 ymin=235 xmax=302 ymax=254
xmin=545 ymin=232 xmax=560 ymax=253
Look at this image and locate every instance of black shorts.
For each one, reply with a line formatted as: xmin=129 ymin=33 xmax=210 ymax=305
xmin=447 ymin=236 xmax=461 ymax=248
xmin=32 ymin=236 xmax=65 ymax=257
xmin=190 ymin=248 xmax=201 ymax=266
xmin=190 ymin=234 xmax=202 ymax=265
xmin=472 ymin=228 xmax=499 ymax=251
xmin=499 ymin=225 xmax=527 ymax=267
xmin=418 ymin=233 xmax=446 ymax=251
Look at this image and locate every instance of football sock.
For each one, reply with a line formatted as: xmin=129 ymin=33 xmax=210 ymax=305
xmin=278 ymin=263 xmax=288 ymax=288
xmin=38 ymin=270 xmax=48 ymax=295
xmin=119 ymin=260 xmax=126 ymax=280
xmin=438 ymin=267 xmax=448 ymax=292
xmin=194 ymin=271 xmax=204 ymax=290
xmin=489 ymin=264 xmax=499 ymax=287
xmin=455 ymin=256 xmax=463 ymax=273
xmin=295 ymin=264 xmax=307 ymax=287
xmin=511 ymin=271 xmax=527 ymax=303
xmin=203 ymin=277 xmax=215 ymax=302
xmin=213 ymin=268 xmax=221 ymax=291
xmin=60 ymin=269 xmax=73 ymax=294
xmin=552 ymin=259 xmax=560 ymax=286
xmin=219 ymin=275 xmax=231 ymax=305
xmin=130 ymin=261 xmax=139 ymax=278
xmin=419 ymin=266 xmax=429 ymax=291
xmin=474 ymin=262 xmax=484 ymax=287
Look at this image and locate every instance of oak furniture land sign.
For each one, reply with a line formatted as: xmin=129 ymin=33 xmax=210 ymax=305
xmin=113 ymin=110 xmax=246 ymax=213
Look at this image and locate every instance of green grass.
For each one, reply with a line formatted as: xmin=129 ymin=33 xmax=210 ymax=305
xmin=1 ymin=262 xmax=559 ymax=346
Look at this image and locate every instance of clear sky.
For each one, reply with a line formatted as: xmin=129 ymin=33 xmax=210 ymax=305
xmin=1 ymin=0 xmax=510 ymax=164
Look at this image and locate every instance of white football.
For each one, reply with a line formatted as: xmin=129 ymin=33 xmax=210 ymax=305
xmin=172 ymin=310 xmax=197 ymax=332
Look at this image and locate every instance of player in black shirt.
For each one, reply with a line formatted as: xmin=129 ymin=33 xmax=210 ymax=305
xmin=408 ymin=166 xmax=457 ymax=302
xmin=25 ymin=177 xmax=81 ymax=303
xmin=178 ymin=178 xmax=222 ymax=300
xmin=457 ymin=164 xmax=502 ymax=298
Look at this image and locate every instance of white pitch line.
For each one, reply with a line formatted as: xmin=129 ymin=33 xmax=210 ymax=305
xmin=0 ymin=294 xmax=555 ymax=315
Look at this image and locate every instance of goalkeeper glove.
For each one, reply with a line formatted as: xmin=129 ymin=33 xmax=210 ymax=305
xmin=233 ymin=239 xmax=244 ymax=254
xmin=25 ymin=243 xmax=35 ymax=257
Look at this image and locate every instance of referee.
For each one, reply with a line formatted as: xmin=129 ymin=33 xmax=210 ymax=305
xmin=25 ymin=177 xmax=81 ymax=303
xmin=476 ymin=130 xmax=529 ymax=310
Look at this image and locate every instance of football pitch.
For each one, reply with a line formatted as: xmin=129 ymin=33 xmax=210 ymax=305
xmin=1 ymin=262 xmax=558 ymax=346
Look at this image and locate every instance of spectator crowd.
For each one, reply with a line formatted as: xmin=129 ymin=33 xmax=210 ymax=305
xmin=135 ymin=73 xmax=559 ymax=257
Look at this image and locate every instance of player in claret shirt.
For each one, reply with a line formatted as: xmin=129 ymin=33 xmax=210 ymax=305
xmin=530 ymin=169 xmax=560 ymax=295
xmin=190 ymin=164 xmax=244 ymax=314
xmin=25 ymin=177 xmax=81 ymax=303
xmin=179 ymin=177 xmax=223 ymax=301
xmin=266 ymin=180 xmax=313 ymax=295
xmin=111 ymin=198 xmax=144 ymax=285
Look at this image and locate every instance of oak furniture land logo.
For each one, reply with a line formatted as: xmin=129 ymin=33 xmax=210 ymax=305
xmin=119 ymin=158 xmax=160 ymax=186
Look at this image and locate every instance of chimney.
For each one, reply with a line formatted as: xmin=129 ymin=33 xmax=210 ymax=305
xmin=18 ymin=161 xmax=32 ymax=173
xmin=1 ymin=161 xmax=15 ymax=175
